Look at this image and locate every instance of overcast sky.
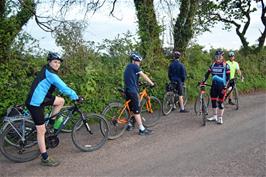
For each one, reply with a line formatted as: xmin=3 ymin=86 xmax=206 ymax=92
xmin=24 ymin=1 xmax=264 ymax=52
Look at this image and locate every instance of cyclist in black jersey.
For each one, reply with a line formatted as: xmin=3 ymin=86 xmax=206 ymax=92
xmin=25 ymin=52 xmax=80 ymax=167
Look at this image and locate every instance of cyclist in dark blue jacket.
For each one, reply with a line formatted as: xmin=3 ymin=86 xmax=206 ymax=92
xmin=25 ymin=52 xmax=79 ymax=167
xmin=168 ymin=50 xmax=188 ymax=113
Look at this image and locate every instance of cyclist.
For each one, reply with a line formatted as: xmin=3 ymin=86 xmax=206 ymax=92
xmin=168 ymin=50 xmax=188 ymax=113
xmin=203 ymin=49 xmax=230 ymax=124
xmin=226 ymin=50 xmax=244 ymax=105
xmin=25 ymin=52 xmax=80 ymax=167
xmin=124 ymin=52 xmax=155 ymax=136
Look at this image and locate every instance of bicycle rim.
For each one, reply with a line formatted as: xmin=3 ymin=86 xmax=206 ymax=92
xmin=234 ymin=88 xmax=239 ymax=110
xmin=202 ymin=100 xmax=207 ymax=126
xmin=141 ymin=96 xmax=162 ymax=127
xmin=162 ymin=92 xmax=174 ymax=116
xmin=102 ymin=102 xmax=128 ymax=140
xmin=72 ymin=113 xmax=109 ymax=152
xmin=0 ymin=120 xmax=39 ymax=162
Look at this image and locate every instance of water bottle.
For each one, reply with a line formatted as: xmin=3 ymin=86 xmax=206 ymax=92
xmin=53 ymin=116 xmax=64 ymax=130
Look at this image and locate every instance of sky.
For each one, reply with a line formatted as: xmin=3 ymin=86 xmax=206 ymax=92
xmin=24 ymin=1 xmax=264 ymax=53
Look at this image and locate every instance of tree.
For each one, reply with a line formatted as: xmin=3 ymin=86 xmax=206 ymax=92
xmin=197 ymin=0 xmax=265 ymax=53
xmin=173 ymin=0 xmax=198 ymax=53
xmin=0 ymin=0 xmax=35 ymax=61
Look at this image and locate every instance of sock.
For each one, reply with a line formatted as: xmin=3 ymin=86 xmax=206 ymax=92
xmin=139 ymin=125 xmax=145 ymax=131
xmin=41 ymin=152 xmax=48 ymax=160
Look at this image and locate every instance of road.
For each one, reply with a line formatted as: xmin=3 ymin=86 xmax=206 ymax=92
xmin=0 ymin=92 xmax=265 ymax=177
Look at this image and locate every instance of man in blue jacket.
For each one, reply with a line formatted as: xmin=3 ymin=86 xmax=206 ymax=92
xmin=26 ymin=52 xmax=80 ymax=167
xmin=168 ymin=50 xmax=188 ymax=113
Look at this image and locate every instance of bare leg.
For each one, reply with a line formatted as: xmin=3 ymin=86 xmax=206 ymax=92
xmin=179 ymin=96 xmax=184 ymax=110
xmin=50 ymin=96 xmax=65 ymax=120
xmin=36 ymin=124 xmax=46 ymax=153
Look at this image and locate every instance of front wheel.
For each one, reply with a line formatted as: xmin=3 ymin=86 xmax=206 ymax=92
xmin=194 ymin=93 xmax=210 ymax=115
xmin=162 ymin=92 xmax=175 ymax=116
xmin=102 ymin=102 xmax=129 ymax=140
xmin=141 ymin=96 xmax=162 ymax=127
xmin=0 ymin=120 xmax=39 ymax=162
xmin=71 ymin=113 xmax=109 ymax=152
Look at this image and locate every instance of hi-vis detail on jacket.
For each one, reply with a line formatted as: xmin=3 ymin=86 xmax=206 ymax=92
xmin=207 ymin=62 xmax=230 ymax=86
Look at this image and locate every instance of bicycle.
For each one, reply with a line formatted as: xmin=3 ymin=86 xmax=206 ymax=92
xmin=224 ymin=77 xmax=239 ymax=110
xmin=102 ymin=83 xmax=162 ymax=140
xmin=0 ymin=99 xmax=109 ymax=163
xmin=194 ymin=82 xmax=211 ymax=126
xmin=162 ymin=82 xmax=188 ymax=116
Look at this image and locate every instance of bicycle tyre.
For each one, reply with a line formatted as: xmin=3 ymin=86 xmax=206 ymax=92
xmin=102 ymin=102 xmax=129 ymax=140
xmin=233 ymin=87 xmax=239 ymax=110
xmin=194 ymin=94 xmax=210 ymax=115
xmin=141 ymin=96 xmax=162 ymax=127
xmin=202 ymin=99 xmax=207 ymax=126
xmin=162 ymin=92 xmax=175 ymax=116
xmin=0 ymin=120 xmax=39 ymax=162
xmin=72 ymin=113 xmax=109 ymax=152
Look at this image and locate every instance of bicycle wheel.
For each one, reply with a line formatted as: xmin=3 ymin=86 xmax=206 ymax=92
xmin=61 ymin=106 xmax=82 ymax=133
xmin=233 ymin=87 xmax=239 ymax=110
xmin=141 ymin=96 xmax=162 ymax=127
xmin=194 ymin=93 xmax=210 ymax=115
xmin=102 ymin=102 xmax=128 ymax=140
xmin=202 ymin=99 xmax=207 ymax=126
xmin=162 ymin=92 xmax=175 ymax=116
xmin=0 ymin=120 xmax=39 ymax=162
xmin=72 ymin=113 xmax=109 ymax=152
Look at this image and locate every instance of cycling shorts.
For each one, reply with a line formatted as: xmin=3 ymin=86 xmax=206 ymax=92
xmin=26 ymin=96 xmax=55 ymax=125
xmin=171 ymin=82 xmax=183 ymax=96
xmin=125 ymin=91 xmax=140 ymax=114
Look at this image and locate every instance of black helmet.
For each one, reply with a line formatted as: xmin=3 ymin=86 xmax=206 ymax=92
xmin=130 ymin=52 xmax=143 ymax=62
xmin=173 ymin=50 xmax=181 ymax=59
xmin=47 ymin=52 xmax=63 ymax=62
xmin=215 ymin=49 xmax=224 ymax=57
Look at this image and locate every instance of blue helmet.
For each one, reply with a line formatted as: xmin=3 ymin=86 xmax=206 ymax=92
xmin=173 ymin=50 xmax=181 ymax=59
xmin=130 ymin=52 xmax=143 ymax=62
xmin=47 ymin=52 xmax=63 ymax=62
xmin=228 ymin=50 xmax=235 ymax=57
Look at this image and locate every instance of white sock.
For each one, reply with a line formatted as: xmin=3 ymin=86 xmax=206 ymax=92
xmin=139 ymin=125 xmax=145 ymax=131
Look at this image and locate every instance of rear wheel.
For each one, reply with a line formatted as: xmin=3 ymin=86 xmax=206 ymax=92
xmin=141 ymin=96 xmax=162 ymax=127
xmin=72 ymin=113 xmax=109 ymax=152
xmin=0 ymin=120 xmax=39 ymax=162
xmin=102 ymin=102 xmax=128 ymax=140
xmin=162 ymin=92 xmax=175 ymax=116
xmin=202 ymin=99 xmax=207 ymax=126
xmin=233 ymin=87 xmax=239 ymax=110
xmin=194 ymin=93 xmax=210 ymax=115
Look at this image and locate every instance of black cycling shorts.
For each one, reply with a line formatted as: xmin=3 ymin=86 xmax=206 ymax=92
xmin=125 ymin=91 xmax=140 ymax=114
xmin=171 ymin=82 xmax=183 ymax=96
xmin=26 ymin=96 xmax=55 ymax=125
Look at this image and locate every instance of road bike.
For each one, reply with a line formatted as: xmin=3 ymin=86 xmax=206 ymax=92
xmin=224 ymin=78 xmax=239 ymax=110
xmin=0 ymin=100 xmax=109 ymax=163
xmin=194 ymin=82 xmax=211 ymax=126
xmin=162 ymin=82 xmax=188 ymax=116
xmin=102 ymin=83 xmax=162 ymax=140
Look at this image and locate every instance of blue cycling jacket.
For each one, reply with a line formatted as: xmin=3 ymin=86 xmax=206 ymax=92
xmin=168 ymin=59 xmax=187 ymax=83
xmin=26 ymin=64 xmax=78 ymax=106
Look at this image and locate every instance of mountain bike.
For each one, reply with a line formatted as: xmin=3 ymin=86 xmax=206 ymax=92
xmin=0 ymin=99 xmax=109 ymax=163
xmin=194 ymin=82 xmax=211 ymax=126
xmin=102 ymin=83 xmax=162 ymax=140
xmin=224 ymin=78 xmax=239 ymax=110
xmin=162 ymin=82 xmax=188 ymax=116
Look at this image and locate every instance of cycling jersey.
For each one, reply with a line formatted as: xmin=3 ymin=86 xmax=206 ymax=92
xmin=205 ymin=62 xmax=230 ymax=86
xmin=168 ymin=59 xmax=186 ymax=83
xmin=226 ymin=60 xmax=240 ymax=79
xmin=124 ymin=63 xmax=142 ymax=93
xmin=26 ymin=64 xmax=78 ymax=106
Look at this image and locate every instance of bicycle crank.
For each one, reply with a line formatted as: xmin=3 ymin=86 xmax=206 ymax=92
xmin=46 ymin=135 xmax=59 ymax=148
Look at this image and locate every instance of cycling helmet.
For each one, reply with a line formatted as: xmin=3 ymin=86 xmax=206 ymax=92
xmin=228 ymin=50 xmax=235 ymax=57
xmin=173 ymin=50 xmax=181 ymax=59
xmin=215 ymin=49 xmax=224 ymax=57
xmin=130 ymin=52 xmax=143 ymax=62
xmin=47 ymin=52 xmax=63 ymax=62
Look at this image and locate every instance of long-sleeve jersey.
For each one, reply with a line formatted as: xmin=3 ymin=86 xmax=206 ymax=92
xmin=168 ymin=59 xmax=187 ymax=83
xmin=204 ymin=62 xmax=230 ymax=86
xmin=26 ymin=64 xmax=78 ymax=106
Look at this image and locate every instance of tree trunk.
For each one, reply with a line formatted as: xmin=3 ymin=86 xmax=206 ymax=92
xmin=134 ymin=0 xmax=162 ymax=59
xmin=173 ymin=0 xmax=198 ymax=54
xmin=0 ymin=0 xmax=35 ymax=61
